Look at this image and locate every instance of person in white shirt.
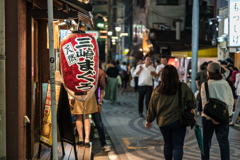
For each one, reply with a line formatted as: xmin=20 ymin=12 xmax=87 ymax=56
xmin=201 ymin=62 xmax=233 ymax=160
xmin=134 ymin=56 xmax=157 ymax=117
xmin=156 ymin=55 xmax=168 ymax=86
xmin=229 ymin=72 xmax=240 ymax=126
xmin=130 ymin=61 xmax=140 ymax=92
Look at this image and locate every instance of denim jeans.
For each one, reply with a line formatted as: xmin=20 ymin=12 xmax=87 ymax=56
xmin=160 ymin=120 xmax=186 ymax=160
xmin=201 ymin=117 xmax=230 ymax=160
xmin=91 ymin=112 xmax=107 ymax=147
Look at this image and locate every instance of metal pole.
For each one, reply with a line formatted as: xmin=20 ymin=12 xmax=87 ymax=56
xmin=122 ymin=3 xmax=125 ymax=62
xmin=117 ymin=31 xmax=119 ymax=60
xmin=184 ymin=58 xmax=188 ymax=83
xmin=0 ymin=0 xmax=6 ymax=158
xmin=47 ymin=0 xmax=58 ymax=159
xmin=106 ymin=0 xmax=111 ymax=63
xmin=190 ymin=0 xmax=199 ymax=93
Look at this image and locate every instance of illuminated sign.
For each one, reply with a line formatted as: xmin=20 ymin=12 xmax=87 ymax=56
xmin=229 ymin=0 xmax=240 ymax=47
xmin=97 ymin=23 xmax=104 ymax=28
xmin=111 ymin=36 xmax=118 ymax=39
xmin=120 ymin=33 xmax=129 ymax=36
xmin=85 ymin=31 xmax=99 ymax=40
xmin=124 ymin=49 xmax=129 ymax=55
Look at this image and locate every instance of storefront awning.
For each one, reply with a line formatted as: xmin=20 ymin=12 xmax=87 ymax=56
xmin=171 ymin=47 xmax=217 ymax=58
xmin=59 ymin=0 xmax=95 ymax=29
xmin=32 ymin=0 xmax=95 ymax=29
xmin=57 ymin=0 xmax=94 ymax=29
xmin=57 ymin=0 xmax=92 ymax=13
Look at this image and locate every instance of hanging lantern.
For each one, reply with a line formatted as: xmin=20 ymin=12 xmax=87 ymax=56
xmin=168 ymin=58 xmax=178 ymax=68
xmin=60 ymin=33 xmax=99 ymax=102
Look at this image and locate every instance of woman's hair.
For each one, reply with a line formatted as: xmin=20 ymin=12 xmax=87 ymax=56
xmin=234 ymin=67 xmax=239 ymax=71
xmin=156 ymin=65 xmax=179 ymax=95
xmin=208 ymin=71 xmax=222 ymax=80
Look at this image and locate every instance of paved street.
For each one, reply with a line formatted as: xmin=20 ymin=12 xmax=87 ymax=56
xmin=100 ymin=88 xmax=240 ymax=160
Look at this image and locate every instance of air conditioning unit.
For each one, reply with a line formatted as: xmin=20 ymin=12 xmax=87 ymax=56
xmin=172 ymin=19 xmax=182 ymax=30
xmin=219 ymin=41 xmax=227 ymax=48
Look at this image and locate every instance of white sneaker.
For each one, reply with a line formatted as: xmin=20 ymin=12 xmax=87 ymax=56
xmin=102 ymin=145 xmax=111 ymax=152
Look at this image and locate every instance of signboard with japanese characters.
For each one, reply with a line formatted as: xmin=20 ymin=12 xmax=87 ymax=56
xmin=40 ymin=83 xmax=61 ymax=146
xmin=60 ymin=33 xmax=99 ymax=102
xmin=229 ymin=0 xmax=240 ymax=47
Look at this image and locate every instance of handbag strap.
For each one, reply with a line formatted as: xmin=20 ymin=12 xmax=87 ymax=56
xmin=204 ymin=81 xmax=209 ymax=101
xmin=178 ymin=82 xmax=182 ymax=111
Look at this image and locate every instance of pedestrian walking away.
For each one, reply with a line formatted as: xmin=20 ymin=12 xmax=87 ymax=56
xmin=91 ymin=67 xmax=111 ymax=151
xmin=230 ymin=72 xmax=240 ymax=126
xmin=146 ymin=65 xmax=197 ymax=160
xmin=201 ymin=62 xmax=233 ymax=160
xmin=195 ymin=62 xmax=208 ymax=114
xmin=69 ymin=94 xmax=98 ymax=148
xmin=104 ymin=61 xmax=119 ymax=102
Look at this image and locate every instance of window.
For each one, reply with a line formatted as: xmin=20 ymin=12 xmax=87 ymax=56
xmin=157 ymin=0 xmax=178 ymax=5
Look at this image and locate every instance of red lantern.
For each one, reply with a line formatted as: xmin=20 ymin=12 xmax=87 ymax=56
xmin=60 ymin=33 xmax=99 ymax=102
xmin=168 ymin=58 xmax=178 ymax=68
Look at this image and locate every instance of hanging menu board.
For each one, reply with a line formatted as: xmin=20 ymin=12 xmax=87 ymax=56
xmin=229 ymin=0 xmax=240 ymax=47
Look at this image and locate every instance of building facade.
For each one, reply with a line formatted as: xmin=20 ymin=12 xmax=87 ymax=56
xmin=147 ymin=0 xmax=214 ymax=56
xmin=0 ymin=0 xmax=94 ymax=159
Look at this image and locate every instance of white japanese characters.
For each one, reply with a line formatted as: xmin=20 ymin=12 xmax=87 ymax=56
xmin=229 ymin=0 xmax=240 ymax=47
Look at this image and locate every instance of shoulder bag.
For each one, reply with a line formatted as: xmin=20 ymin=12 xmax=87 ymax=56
xmin=178 ymin=82 xmax=196 ymax=129
xmin=203 ymin=82 xmax=229 ymax=123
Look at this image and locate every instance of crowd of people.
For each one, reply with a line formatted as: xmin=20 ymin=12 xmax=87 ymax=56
xmin=195 ymin=58 xmax=240 ymax=126
xmin=67 ymin=54 xmax=239 ymax=159
xmin=143 ymin=56 xmax=238 ymax=160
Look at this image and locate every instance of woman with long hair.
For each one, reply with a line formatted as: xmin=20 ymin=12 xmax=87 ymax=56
xmin=201 ymin=62 xmax=233 ymax=160
xmin=104 ymin=61 xmax=119 ymax=101
xmin=146 ymin=65 xmax=196 ymax=160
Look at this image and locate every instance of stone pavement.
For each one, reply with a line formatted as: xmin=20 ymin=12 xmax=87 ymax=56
xmin=101 ymin=88 xmax=240 ymax=160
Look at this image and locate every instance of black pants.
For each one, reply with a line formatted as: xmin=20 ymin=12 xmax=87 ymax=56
xmin=138 ymin=86 xmax=153 ymax=114
xmin=201 ymin=117 xmax=230 ymax=160
xmin=134 ymin=77 xmax=138 ymax=92
xmin=121 ymin=75 xmax=129 ymax=89
xmin=198 ymin=91 xmax=202 ymax=112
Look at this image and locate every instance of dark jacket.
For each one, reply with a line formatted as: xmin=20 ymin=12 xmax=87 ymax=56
xmin=146 ymin=83 xmax=196 ymax=127
xmin=195 ymin=70 xmax=208 ymax=88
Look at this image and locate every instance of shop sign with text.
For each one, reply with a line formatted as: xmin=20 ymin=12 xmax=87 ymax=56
xmin=229 ymin=0 xmax=240 ymax=47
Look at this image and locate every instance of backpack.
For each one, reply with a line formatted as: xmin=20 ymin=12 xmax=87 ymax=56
xmin=203 ymin=82 xmax=229 ymax=123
